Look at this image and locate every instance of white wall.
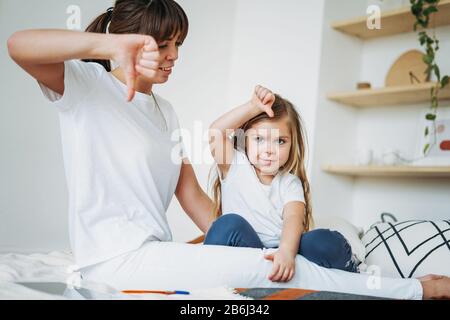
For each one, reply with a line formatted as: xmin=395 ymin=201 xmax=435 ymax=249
xmin=7 ymin=0 xmax=444 ymax=252
xmin=0 ymin=0 xmax=236 ymax=251
xmin=158 ymin=0 xmax=239 ymax=242
xmin=310 ymin=0 xmax=367 ymax=223
xmin=352 ymin=16 xmax=450 ymax=228
xmin=225 ymin=0 xmax=325 ymax=162
xmin=0 ymin=0 xmax=326 ymax=252
xmin=0 ymin=0 xmax=114 ymax=253
xmin=311 ymin=0 xmax=450 ymax=230
xmin=149 ymin=0 xmax=326 ymax=241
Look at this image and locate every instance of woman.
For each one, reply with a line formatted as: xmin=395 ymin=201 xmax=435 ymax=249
xmin=7 ymin=0 xmax=449 ymax=299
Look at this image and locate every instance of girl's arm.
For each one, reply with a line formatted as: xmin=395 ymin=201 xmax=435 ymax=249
xmin=175 ymin=159 xmax=214 ymax=234
xmin=265 ymin=201 xmax=305 ymax=282
xmin=209 ymin=85 xmax=275 ymax=178
xmin=7 ymin=29 xmax=160 ymax=101
xmin=279 ymin=202 xmax=306 ymax=257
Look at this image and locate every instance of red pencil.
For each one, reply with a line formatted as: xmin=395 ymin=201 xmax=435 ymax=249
xmin=122 ymin=290 xmax=189 ymax=295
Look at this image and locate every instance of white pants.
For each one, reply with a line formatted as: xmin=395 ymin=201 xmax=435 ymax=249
xmin=80 ymin=241 xmax=423 ymax=300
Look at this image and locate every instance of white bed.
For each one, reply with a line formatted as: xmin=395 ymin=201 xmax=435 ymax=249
xmin=0 ymin=216 xmax=381 ymax=300
xmin=0 ymin=250 xmax=248 ymax=300
xmin=0 ymin=216 xmax=367 ymax=300
xmin=2 ymin=216 xmax=447 ymax=300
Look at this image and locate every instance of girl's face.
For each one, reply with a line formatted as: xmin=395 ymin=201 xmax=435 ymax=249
xmin=246 ymin=118 xmax=292 ymax=176
xmin=153 ymin=33 xmax=182 ymax=84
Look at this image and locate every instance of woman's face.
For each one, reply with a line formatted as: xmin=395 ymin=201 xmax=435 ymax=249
xmin=245 ymin=118 xmax=292 ymax=176
xmin=153 ymin=33 xmax=182 ymax=84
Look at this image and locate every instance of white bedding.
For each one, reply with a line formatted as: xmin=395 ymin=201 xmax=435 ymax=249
xmin=0 ymin=250 xmax=249 ymax=300
xmin=0 ymin=250 xmax=73 ymax=299
xmin=0 ymin=216 xmax=369 ymax=300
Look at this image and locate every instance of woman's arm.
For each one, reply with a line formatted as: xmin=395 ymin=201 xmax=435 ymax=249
xmin=175 ymin=158 xmax=214 ymax=234
xmin=208 ymin=85 xmax=275 ymax=178
xmin=7 ymin=29 xmax=159 ymax=101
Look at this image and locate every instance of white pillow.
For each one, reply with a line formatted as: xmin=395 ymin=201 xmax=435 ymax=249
xmin=312 ymin=215 xmax=366 ymax=264
xmin=361 ymin=220 xmax=450 ymax=278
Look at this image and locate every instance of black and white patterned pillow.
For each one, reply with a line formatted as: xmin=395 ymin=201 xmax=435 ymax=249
xmin=361 ymin=220 xmax=450 ymax=278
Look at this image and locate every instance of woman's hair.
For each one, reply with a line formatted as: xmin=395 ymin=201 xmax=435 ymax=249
xmin=209 ymin=94 xmax=314 ymax=232
xmin=82 ymin=0 xmax=189 ymax=71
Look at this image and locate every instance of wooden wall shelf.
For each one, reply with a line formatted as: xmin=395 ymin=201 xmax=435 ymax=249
xmin=332 ymin=0 xmax=450 ymax=39
xmin=322 ymin=165 xmax=450 ymax=178
xmin=327 ymin=82 xmax=450 ymax=107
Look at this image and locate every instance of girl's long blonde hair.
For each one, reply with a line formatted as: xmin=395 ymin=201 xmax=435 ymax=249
xmin=209 ymin=94 xmax=313 ymax=232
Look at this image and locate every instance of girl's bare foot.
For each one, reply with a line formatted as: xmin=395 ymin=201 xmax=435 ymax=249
xmin=420 ymin=275 xmax=450 ymax=300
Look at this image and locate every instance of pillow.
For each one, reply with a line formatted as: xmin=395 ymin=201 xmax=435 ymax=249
xmin=361 ymin=220 xmax=450 ymax=278
xmin=312 ymin=215 xmax=366 ymax=264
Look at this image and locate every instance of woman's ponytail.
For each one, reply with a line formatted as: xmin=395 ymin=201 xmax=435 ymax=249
xmin=82 ymin=8 xmax=114 ymax=71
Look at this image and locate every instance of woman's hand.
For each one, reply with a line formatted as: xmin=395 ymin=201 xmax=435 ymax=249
xmin=111 ymin=34 xmax=160 ymax=102
xmin=251 ymin=85 xmax=275 ymax=118
xmin=264 ymin=249 xmax=296 ymax=282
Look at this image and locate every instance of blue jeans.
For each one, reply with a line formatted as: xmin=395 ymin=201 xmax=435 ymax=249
xmin=204 ymin=214 xmax=358 ymax=273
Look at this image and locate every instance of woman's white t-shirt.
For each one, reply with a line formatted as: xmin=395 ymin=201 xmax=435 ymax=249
xmin=38 ymin=60 xmax=185 ymax=268
xmin=220 ymin=150 xmax=306 ymax=248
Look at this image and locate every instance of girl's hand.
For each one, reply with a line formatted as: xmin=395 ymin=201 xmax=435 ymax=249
xmin=264 ymin=249 xmax=296 ymax=282
xmin=251 ymin=85 xmax=275 ymax=117
xmin=111 ymin=34 xmax=160 ymax=102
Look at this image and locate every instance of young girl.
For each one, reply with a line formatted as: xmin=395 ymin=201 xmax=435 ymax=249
xmin=206 ymin=85 xmax=358 ymax=282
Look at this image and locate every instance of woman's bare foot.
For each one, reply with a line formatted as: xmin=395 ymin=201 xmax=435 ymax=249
xmin=420 ymin=275 xmax=450 ymax=300
xmin=417 ymin=274 xmax=444 ymax=282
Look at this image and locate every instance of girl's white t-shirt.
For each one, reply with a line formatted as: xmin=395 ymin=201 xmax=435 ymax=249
xmin=38 ymin=60 xmax=185 ymax=268
xmin=219 ymin=150 xmax=306 ymax=248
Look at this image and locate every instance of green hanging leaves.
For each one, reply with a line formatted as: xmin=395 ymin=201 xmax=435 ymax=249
xmin=422 ymin=54 xmax=433 ymax=64
xmin=411 ymin=0 xmax=448 ymax=158
xmin=423 ymin=5 xmax=438 ymax=16
xmin=423 ymin=143 xmax=430 ymax=155
xmin=431 ymin=96 xmax=438 ymax=109
xmin=442 ymin=76 xmax=449 ymax=88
